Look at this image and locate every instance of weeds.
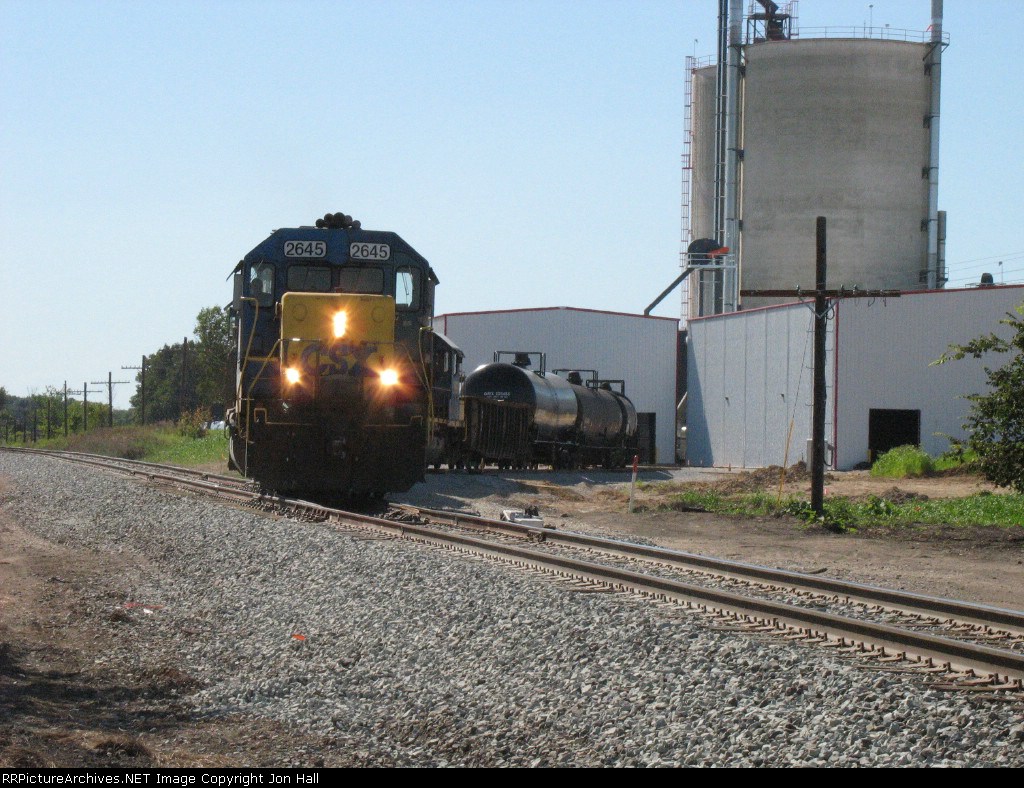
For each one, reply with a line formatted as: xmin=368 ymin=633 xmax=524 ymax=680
xmin=870 ymin=445 xmax=933 ymax=478
xmin=870 ymin=445 xmax=978 ymax=479
xmin=27 ymin=424 xmax=227 ymax=468
xmin=660 ymin=487 xmax=1024 ymax=530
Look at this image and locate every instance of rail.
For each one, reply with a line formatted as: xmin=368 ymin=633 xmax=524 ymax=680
xmin=3 ymin=446 xmax=1022 ymax=689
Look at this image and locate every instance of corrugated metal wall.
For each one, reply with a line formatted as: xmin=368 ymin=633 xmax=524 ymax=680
xmin=435 ymin=308 xmax=678 ymax=464
xmin=834 ymin=287 xmax=1024 ymax=468
xmin=686 ymin=303 xmax=832 ymax=468
xmin=688 ymin=286 xmax=1024 ymax=470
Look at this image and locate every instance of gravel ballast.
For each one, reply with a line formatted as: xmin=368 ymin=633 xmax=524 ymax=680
xmin=1 ymin=453 xmax=1022 ymax=767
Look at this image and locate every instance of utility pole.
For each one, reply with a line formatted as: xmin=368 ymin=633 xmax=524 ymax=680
xmin=741 ymin=217 xmax=901 ymax=518
xmin=810 ymin=219 xmax=828 ymax=515
xmin=69 ymin=383 xmax=103 ymax=432
xmin=122 ymin=356 xmax=146 ymax=424
xmin=91 ymin=372 xmax=129 ymax=428
xmin=179 ymin=338 xmax=189 ymax=418
xmin=63 ymin=381 xmax=69 ymax=437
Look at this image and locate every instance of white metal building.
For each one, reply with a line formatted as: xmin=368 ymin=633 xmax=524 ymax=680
xmin=687 ymin=286 xmax=1024 ymax=470
xmin=434 ymin=307 xmax=679 ymax=464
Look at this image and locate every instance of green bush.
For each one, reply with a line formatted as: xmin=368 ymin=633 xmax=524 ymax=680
xmin=933 ymin=448 xmax=979 ymax=473
xmin=870 ymin=445 xmax=934 ymax=479
xmin=176 ymin=407 xmax=209 ymax=439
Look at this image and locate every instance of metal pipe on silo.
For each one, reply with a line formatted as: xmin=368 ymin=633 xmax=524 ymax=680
xmin=714 ymin=0 xmax=729 ymax=241
xmin=926 ymin=0 xmax=943 ymax=289
xmin=937 ymin=209 xmax=947 ymax=285
xmin=723 ymin=0 xmax=742 ymax=310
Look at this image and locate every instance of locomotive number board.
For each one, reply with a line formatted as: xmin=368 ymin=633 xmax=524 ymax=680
xmin=284 ymin=240 xmax=327 ymax=258
xmin=350 ymin=242 xmax=391 ymax=261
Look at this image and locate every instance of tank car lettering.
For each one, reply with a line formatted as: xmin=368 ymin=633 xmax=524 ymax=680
xmin=284 ymin=240 xmax=327 ymax=258
xmin=483 ymin=390 xmax=512 ymax=400
xmin=350 ymin=242 xmax=391 ymax=261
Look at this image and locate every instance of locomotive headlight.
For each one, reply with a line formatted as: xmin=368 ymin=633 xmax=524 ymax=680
xmin=333 ymin=310 xmax=348 ymax=338
xmin=284 ymin=367 xmax=301 ymax=385
xmin=379 ymin=368 xmax=400 ymax=387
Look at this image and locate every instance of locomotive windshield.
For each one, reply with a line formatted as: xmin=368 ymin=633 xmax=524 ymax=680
xmin=337 ymin=267 xmax=385 ymax=294
xmin=287 ymin=265 xmax=331 ymax=292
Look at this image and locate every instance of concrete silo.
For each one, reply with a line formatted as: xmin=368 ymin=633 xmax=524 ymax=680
xmin=682 ymin=1 xmax=947 ymax=316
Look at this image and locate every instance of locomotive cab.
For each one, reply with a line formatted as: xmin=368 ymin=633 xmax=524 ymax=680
xmin=226 ymin=212 xmax=438 ymax=497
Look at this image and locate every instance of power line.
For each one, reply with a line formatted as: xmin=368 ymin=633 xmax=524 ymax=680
xmin=946 ymin=249 xmax=1024 ymax=268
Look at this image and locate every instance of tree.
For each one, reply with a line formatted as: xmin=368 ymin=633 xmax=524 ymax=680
xmin=129 ymin=305 xmax=233 ymax=424
xmin=935 ymin=302 xmax=1024 ymax=493
xmin=129 ymin=342 xmax=200 ymax=423
xmin=193 ymin=306 xmax=234 ymax=418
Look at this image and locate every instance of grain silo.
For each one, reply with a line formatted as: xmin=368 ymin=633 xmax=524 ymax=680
xmin=681 ymin=0 xmax=948 ymax=317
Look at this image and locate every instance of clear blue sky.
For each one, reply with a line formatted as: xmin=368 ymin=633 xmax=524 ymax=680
xmin=2 ymin=0 xmax=1022 ymax=408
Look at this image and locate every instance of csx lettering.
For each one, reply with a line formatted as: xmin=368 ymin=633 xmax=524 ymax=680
xmin=300 ymin=341 xmax=379 ymax=377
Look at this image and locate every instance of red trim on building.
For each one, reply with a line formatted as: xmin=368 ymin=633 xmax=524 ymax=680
xmin=686 ymin=300 xmax=804 ymax=322
xmin=687 ymin=283 xmax=1024 ymax=324
xmin=436 ymin=305 xmax=680 ymax=323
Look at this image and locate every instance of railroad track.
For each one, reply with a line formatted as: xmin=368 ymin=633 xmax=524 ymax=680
xmin=3 ymin=446 xmax=1023 ymax=690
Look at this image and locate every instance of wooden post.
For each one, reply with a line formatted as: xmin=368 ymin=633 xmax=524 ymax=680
xmin=141 ymin=356 xmax=147 ymax=425
xmin=811 ymin=217 xmax=828 ymax=517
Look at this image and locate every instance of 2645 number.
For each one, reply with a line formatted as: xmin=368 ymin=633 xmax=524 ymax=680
xmin=284 ymin=240 xmax=327 ymax=258
xmin=350 ymin=242 xmax=390 ymax=261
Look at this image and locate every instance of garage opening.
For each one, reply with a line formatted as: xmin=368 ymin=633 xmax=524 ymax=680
xmin=636 ymin=413 xmax=656 ymax=464
xmin=868 ymin=409 xmax=921 ymax=462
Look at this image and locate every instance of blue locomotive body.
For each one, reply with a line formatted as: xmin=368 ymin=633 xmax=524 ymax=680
xmin=226 ymin=212 xmax=443 ymax=497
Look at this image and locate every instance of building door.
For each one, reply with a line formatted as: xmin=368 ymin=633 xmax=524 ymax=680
xmin=636 ymin=413 xmax=656 ymax=464
xmin=868 ymin=409 xmax=921 ymax=462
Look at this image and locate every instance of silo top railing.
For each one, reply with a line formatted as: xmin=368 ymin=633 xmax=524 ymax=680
xmin=773 ymin=26 xmax=949 ymax=45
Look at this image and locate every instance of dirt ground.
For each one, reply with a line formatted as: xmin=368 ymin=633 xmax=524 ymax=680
xmin=508 ymin=467 xmax=1024 ymax=610
xmin=1 ymin=464 xmax=1022 ymax=766
xmin=0 ymin=475 xmax=342 ymax=768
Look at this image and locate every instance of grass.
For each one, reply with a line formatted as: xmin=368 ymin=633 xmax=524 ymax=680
xmin=870 ymin=445 xmax=933 ymax=478
xmin=869 ymin=445 xmax=979 ymax=479
xmin=15 ymin=424 xmax=229 ymax=468
xmin=659 ymin=488 xmax=1024 ymax=530
xmin=144 ymin=430 xmax=229 ymax=466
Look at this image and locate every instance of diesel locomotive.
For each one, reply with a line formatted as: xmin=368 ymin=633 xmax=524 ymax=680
xmin=226 ymin=212 xmax=456 ymax=497
xmin=461 ymin=352 xmax=638 ymax=470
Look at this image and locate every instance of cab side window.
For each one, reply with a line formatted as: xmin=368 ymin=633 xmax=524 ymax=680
xmin=249 ymin=263 xmax=275 ymax=306
xmin=396 ymin=266 xmax=421 ymax=310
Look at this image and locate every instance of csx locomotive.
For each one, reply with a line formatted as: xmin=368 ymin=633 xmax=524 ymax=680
xmin=226 ymin=212 xmax=459 ymax=497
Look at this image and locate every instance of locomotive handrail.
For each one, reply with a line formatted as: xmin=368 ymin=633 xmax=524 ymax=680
xmin=236 ymin=296 xmax=262 ymax=404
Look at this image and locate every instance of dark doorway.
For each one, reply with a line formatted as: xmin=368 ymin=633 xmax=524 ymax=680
xmin=868 ymin=409 xmax=921 ymax=462
xmin=636 ymin=413 xmax=657 ymax=464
